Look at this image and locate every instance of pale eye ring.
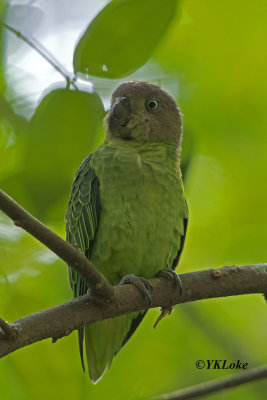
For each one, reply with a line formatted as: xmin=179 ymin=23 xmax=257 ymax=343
xmin=121 ymin=96 xmax=130 ymax=106
xmin=146 ymin=98 xmax=160 ymax=111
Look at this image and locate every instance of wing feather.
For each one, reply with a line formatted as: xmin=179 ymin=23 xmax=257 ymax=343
xmin=65 ymin=154 xmax=101 ymax=369
xmin=65 ymin=153 xmax=101 ymax=297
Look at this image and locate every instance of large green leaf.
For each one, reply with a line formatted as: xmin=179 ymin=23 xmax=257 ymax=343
xmin=73 ymin=0 xmax=177 ymax=78
xmin=19 ymin=88 xmax=105 ymax=219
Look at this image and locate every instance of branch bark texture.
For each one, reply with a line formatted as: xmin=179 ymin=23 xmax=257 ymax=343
xmin=0 ymin=264 xmax=266 ymax=358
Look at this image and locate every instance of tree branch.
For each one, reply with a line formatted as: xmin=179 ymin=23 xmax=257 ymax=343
xmin=153 ymin=364 xmax=267 ymax=400
xmin=0 ymin=264 xmax=266 ymax=358
xmin=0 ymin=189 xmax=266 ymax=368
xmin=0 ymin=189 xmax=114 ymax=299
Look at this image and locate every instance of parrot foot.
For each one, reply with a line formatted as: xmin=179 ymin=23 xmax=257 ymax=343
xmin=156 ymin=269 xmax=182 ymax=295
xmin=153 ymin=270 xmax=182 ymax=328
xmin=120 ymin=274 xmax=153 ymax=305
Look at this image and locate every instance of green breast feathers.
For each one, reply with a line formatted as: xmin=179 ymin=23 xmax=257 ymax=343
xmin=89 ymin=139 xmax=187 ymax=284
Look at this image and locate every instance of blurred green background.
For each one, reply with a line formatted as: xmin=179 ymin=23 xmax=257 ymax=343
xmin=1 ymin=0 xmax=267 ymax=399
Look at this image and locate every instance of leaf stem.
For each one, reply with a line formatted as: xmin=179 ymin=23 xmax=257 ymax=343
xmin=0 ymin=20 xmax=78 ymax=90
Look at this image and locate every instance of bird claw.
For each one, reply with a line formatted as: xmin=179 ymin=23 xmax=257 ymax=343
xmin=153 ymin=270 xmax=182 ymax=328
xmin=153 ymin=307 xmax=173 ymax=329
xmin=156 ymin=269 xmax=182 ymax=296
xmin=120 ymin=274 xmax=152 ymax=305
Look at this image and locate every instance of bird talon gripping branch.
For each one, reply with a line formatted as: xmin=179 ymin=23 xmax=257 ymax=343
xmin=66 ymin=81 xmax=188 ymax=382
xmin=120 ymin=273 xmax=152 ymax=305
xmin=157 ymin=269 xmax=183 ymax=295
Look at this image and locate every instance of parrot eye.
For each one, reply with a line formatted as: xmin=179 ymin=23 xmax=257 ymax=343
xmin=120 ymin=96 xmax=130 ymax=106
xmin=146 ymin=98 xmax=160 ymax=111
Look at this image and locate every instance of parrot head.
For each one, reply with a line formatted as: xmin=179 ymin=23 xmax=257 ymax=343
xmin=107 ymin=81 xmax=182 ymax=144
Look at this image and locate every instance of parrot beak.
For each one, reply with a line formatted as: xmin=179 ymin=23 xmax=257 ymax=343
xmin=108 ymin=97 xmax=132 ymax=140
xmin=111 ymin=97 xmax=131 ymax=122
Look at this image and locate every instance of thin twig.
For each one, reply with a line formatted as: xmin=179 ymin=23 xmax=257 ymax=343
xmin=0 ymin=264 xmax=266 ymax=357
xmin=0 ymin=189 xmax=114 ymax=299
xmin=0 ymin=20 xmax=78 ymax=89
xmin=153 ymin=365 xmax=267 ymax=400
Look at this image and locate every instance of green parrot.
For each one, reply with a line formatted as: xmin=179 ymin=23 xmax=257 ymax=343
xmin=65 ymin=81 xmax=188 ymax=382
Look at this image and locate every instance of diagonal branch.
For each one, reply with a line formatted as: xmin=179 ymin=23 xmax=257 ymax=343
xmin=0 ymin=189 xmax=114 ymax=299
xmin=0 ymin=264 xmax=266 ymax=358
xmin=153 ymin=364 xmax=267 ymax=400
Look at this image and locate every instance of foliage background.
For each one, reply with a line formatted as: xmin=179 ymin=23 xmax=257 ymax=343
xmin=0 ymin=0 xmax=267 ymax=399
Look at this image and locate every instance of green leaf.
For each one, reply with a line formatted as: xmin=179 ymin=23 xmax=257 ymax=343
xmin=73 ymin=0 xmax=177 ymax=78
xmin=20 ymin=88 xmax=105 ymax=219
